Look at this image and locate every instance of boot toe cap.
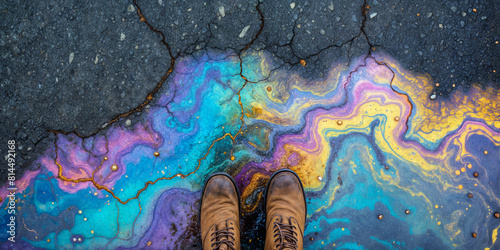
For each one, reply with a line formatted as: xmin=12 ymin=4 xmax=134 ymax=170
xmin=204 ymin=175 xmax=238 ymax=197
xmin=268 ymin=171 xmax=303 ymax=194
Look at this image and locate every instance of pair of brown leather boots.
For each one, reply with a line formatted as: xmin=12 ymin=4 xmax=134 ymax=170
xmin=200 ymin=169 xmax=307 ymax=250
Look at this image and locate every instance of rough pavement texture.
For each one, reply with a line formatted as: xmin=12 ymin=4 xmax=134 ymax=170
xmin=0 ymin=0 xmax=498 ymax=192
xmin=1 ymin=0 xmax=170 ymax=178
xmin=365 ymin=0 xmax=499 ymax=96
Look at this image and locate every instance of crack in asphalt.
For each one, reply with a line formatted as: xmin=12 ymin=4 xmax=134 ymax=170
xmin=52 ymin=0 xmax=265 ymax=206
xmin=344 ymin=0 xmax=414 ymax=136
xmin=259 ymin=1 xmax=380 ymax=72
xmin=49 ymin=0 xmax=177 ymax=139
xmin=42 ymin=0 xmax=415 ymax=211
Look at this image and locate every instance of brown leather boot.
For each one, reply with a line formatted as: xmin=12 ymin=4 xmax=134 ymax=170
xmin=264 ymin=169 xmax=307 ymax=250
xmin=200 ymin=173 xmax=241 ymax=250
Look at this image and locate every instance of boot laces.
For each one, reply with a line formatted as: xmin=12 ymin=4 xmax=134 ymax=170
xmin=211 ymin=226 xmax=236 ymax=250
xmin=273 ymin=220 xmax=298 ymax=250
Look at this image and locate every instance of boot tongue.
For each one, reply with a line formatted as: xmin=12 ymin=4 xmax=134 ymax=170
xmin=275 ymin=217 xmax=298 ymax=250
xmin=216 ymin=221 xmax=231 ymax=250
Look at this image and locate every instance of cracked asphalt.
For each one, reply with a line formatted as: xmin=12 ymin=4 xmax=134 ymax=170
xmin=0 ymin=0 xmax=498 ymax=185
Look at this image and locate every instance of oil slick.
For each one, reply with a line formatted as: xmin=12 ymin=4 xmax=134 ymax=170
xmin=1 ymin=51 xmax=499 ymax=249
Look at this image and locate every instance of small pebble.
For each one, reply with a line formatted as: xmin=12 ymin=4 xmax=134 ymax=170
xmin=328 ymin=2 xmax=334 ymax=11
xmin=370 ymin=13 xmax=377 ymax=18
xmin=430 ymin=94 xmax=436 ymax=100
xmin=290 ymin=3 xmax=295 ymax=9
xmin=69 ymin=52 xmax=74 ymax=64
xmin=125 ymin=119 xmax=131 ymax=126
xmin=494 ymin=212 xmax=500 ymax=218
xmin=219 ymin=6 xmax=225 ymax=17
xmin=378 ymin=214 xmax=383 ymax=220
xmin=239 ymin=25 xmax=251 ymax=38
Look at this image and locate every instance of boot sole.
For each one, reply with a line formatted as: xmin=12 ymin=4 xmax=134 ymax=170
xmin=264 ymin=168 xmax=307 ymax=221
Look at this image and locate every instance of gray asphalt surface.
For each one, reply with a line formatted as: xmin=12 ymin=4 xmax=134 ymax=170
xmin=0 ymin=0 xmax=498 ymax=195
